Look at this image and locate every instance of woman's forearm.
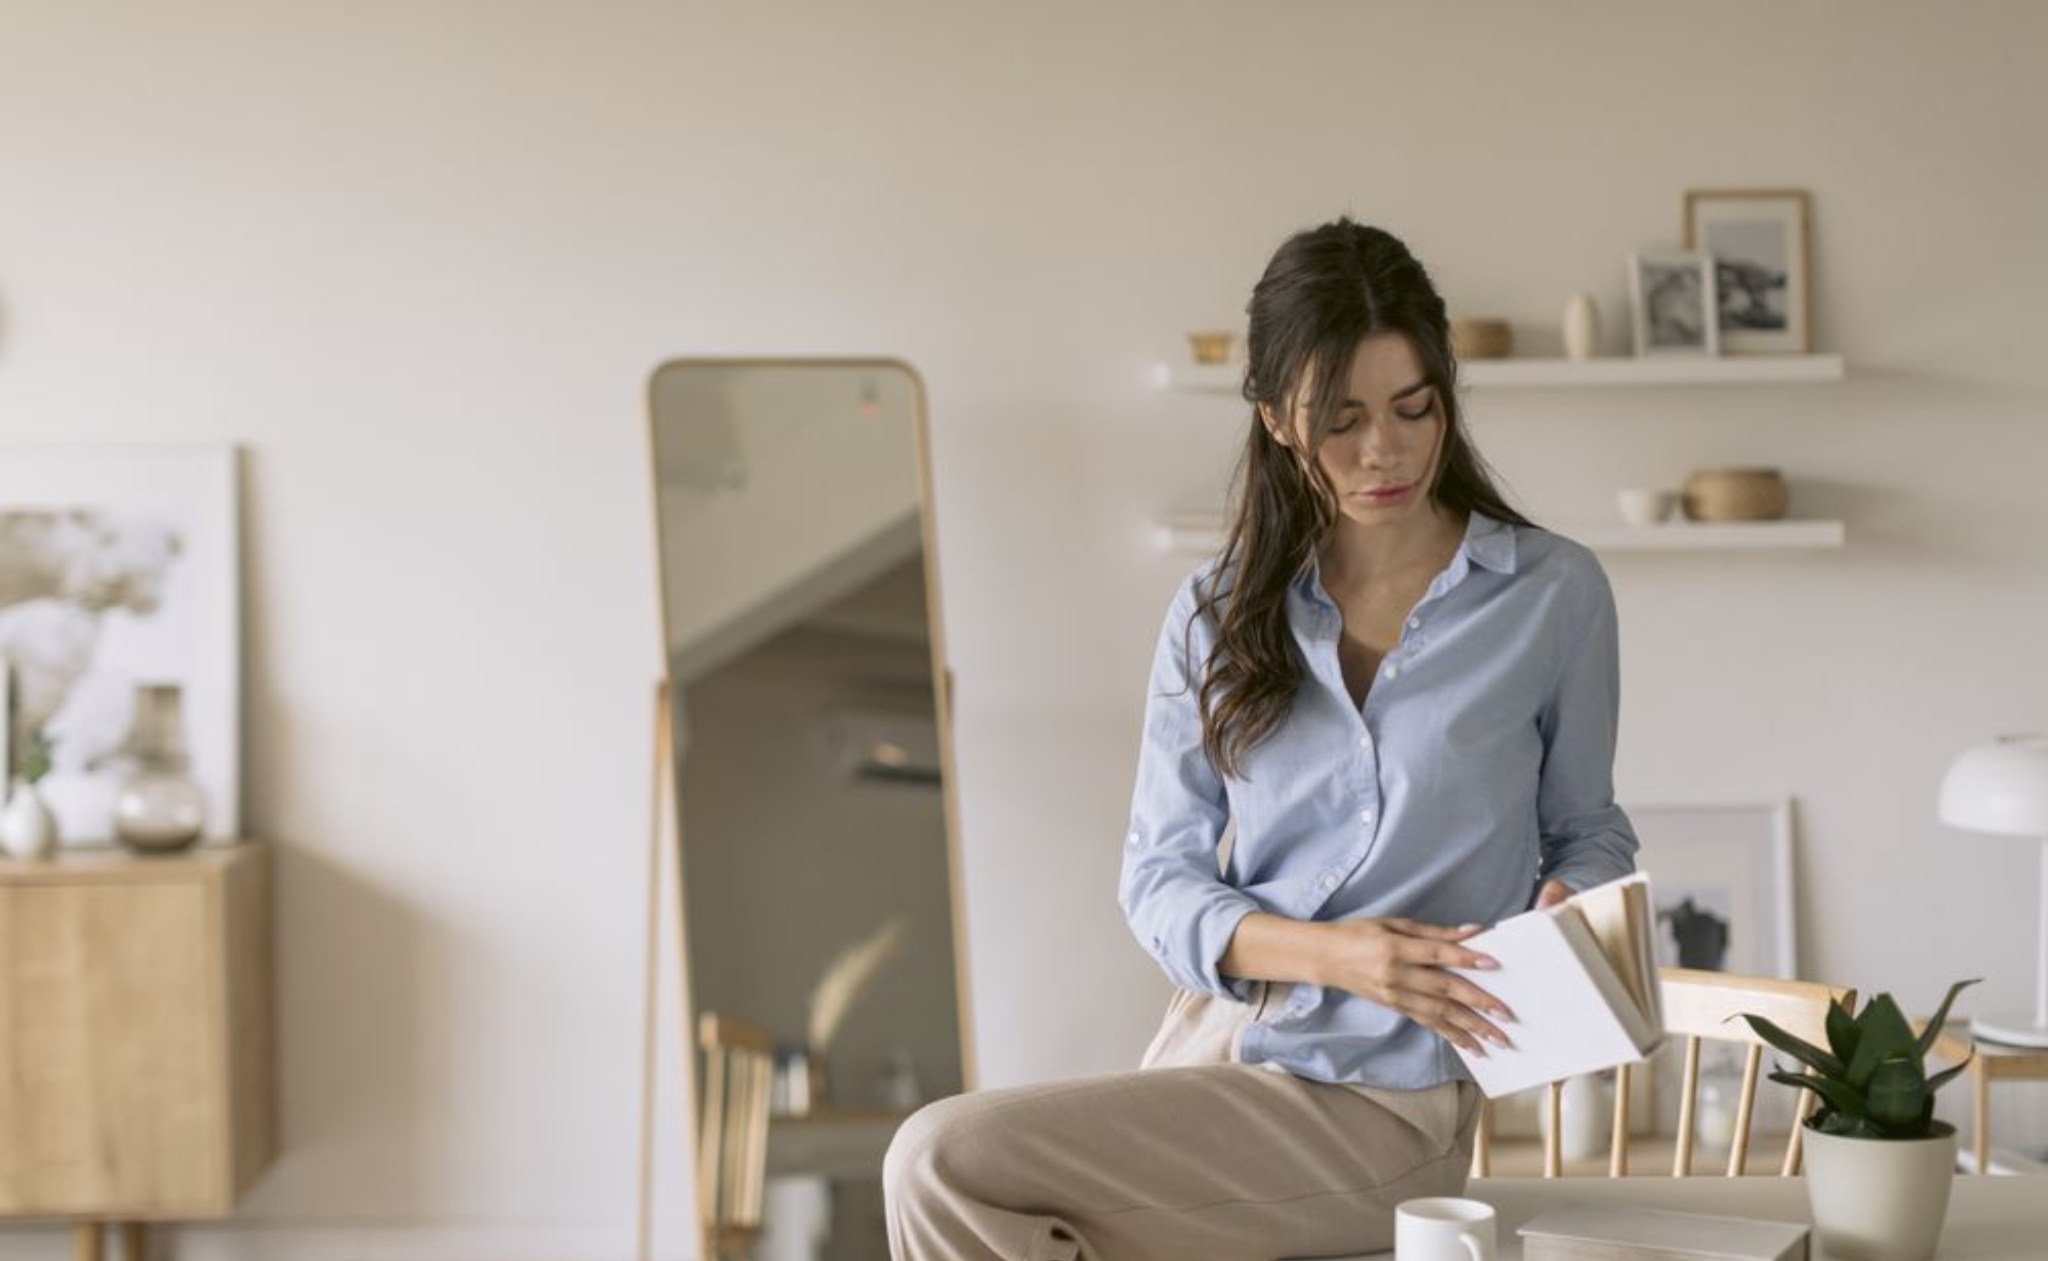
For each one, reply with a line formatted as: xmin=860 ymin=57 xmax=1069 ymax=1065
xmin=1218 ymin=912 xmax=1330 ymax=988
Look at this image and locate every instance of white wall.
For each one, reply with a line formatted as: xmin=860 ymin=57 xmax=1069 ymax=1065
xmin=0 ymin=2 xmax=2042 ymax=1257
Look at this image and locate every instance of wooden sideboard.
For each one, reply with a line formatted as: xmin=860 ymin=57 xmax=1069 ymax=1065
xmin=0 ymin=843 xmax=276 ymax=1259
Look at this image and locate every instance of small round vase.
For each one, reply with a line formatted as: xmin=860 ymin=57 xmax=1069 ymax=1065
xmin=114 ymin=770 xmax=207 ymax=854
xmin=111 ymin=682 xmax=208 ymax=854
xmin=0 ymin=780 xmax=59 ymax=860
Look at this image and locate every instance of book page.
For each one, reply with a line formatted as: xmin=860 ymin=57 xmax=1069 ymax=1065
xmin=1567 ymin=874 xmax=1654 ymax=1020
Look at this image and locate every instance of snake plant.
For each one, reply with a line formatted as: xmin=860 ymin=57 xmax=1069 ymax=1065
xmin=1738 ymin=978 xmax=1978 ymax=1140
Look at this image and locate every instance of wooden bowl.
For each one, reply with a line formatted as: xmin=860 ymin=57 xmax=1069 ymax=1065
xmin=1682 ymin=468 xmax=1790 ymax=521
xmin=1450 ymin=317 xmax=1514 ymax=360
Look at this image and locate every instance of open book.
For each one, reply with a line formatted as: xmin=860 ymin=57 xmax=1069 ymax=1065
xmin=1447 ymin=873 xmax=1664 ymax=1098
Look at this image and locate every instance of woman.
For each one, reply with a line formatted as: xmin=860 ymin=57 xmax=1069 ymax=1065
xmin=884 ymin=219 xmax=1638 ymax=1261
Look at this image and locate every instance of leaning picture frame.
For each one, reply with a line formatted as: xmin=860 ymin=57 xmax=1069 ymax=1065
xmin=1684 ymin=188 xmax=1813 ymax=354
xmin=1629 ymin=250 xmax=1720 ymax=358
xmin=1627 ymin=798 xmax=1797 ymax=980
xmin=0 ymin=445 xmax=241 ymax=844
xmin=1628 ymin=797 xmax=1801 ymax=1139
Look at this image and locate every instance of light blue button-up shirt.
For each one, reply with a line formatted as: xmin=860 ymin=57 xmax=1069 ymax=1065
xmin=1119 ymin=510 xmax=1639 ymax=1089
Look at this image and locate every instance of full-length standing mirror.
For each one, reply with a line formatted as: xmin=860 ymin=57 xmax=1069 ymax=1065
xmin=647 ymin=359 xmax=972 ymax=1261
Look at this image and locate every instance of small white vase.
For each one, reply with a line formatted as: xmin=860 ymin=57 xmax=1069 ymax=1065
xmin=1802 ymin=1124 xmax=1956 ymax=1261
xmin=0 ymin=780 xmax=59 ymax=860
xmin=1563 ymin=294 xmax=1601 ymax=361
xmin=1539 ymin=1073 xmax=1608 ymax=1163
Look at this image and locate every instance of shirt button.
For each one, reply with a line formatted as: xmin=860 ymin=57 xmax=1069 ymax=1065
xmin=1127 ymin=831 xmax=1141 ymax=848
xmin=1319 ymin=874 xmax=1338 ymax=890
xmin=1358 ymin=735 xmax=1370 ymax=748
xmin=1408 ymin=618 xmax=1421 ymax=630
xmin=1361 ymin=810 xmax=1374 ymax=823
xmin=1384 ymin=665 xmax=1400 ymax=680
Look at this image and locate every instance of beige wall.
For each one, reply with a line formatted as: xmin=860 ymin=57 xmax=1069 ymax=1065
xmin=0 ymin=2 xmax=2042 ymax=1257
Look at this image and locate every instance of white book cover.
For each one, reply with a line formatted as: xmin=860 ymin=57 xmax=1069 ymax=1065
xmin=1446 ymin=876 xmax=1663 ymax=1097
xmin=1520 ymin=1205 xmax=1808 ymax=1261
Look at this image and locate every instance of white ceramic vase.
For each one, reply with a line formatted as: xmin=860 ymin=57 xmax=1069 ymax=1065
xmin=0 ymin=779 xmax=59 ymax=860
xmin=1802 ymin=1124 xmax=1956 ymax=1261
xmin=1539 ymin=1072 xmax=1608 ymax=1163
xmin=1563 ymin=294 xmax=1601 ymax=361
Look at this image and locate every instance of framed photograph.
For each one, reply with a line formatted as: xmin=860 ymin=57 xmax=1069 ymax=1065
xmin=1629 ymin=251 xmax=1719 ymax=357
xmin=1626 ymin=798 xmax=1796 ymax=979
xmin=0 ymin=446 xmax=240 ymax=843
xmin=1684 ymin=189 xmax=1812 ymax=354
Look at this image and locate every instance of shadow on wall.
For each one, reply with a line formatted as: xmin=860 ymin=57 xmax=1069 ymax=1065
xmin=240 ymin=841 xmax=431 ymax=1216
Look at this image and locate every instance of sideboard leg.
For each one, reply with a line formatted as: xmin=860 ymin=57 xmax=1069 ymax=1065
xmin=73 ymin=1222 xmax=105 ymax=1261
xmin=118 ymin=1222 xmax=149 ymax=1261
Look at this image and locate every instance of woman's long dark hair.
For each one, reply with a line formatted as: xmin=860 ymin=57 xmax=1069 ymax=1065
xmin=1191 ymin=218 xmax=1535 ymax=777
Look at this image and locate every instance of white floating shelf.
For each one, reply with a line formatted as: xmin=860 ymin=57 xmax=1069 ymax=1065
xmin=1154 ymin=515 xmax=1845 ymax=555
xmin=1567 ymin=520 xmax=1846 ymax=551
xmin=1152 ymin=354 xmax=1845 ymax=394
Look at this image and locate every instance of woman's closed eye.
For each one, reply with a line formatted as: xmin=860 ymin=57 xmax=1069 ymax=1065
xmin=1395 ymin=394 xmax=1437 ymax=422
xmin=1330 ymin=398 xmax=1434 ymax=432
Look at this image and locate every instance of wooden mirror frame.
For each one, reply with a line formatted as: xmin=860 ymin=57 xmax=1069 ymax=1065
xmin=635 ymin=357 xmax=976 ymax=1259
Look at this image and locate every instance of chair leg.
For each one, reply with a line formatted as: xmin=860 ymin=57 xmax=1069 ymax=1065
xmin=118 ymin=1223 xmax=148 ymax=1261
xmin=1610 ymin=1063 xmax=1632 ymax=1178
xmin=1469 ymin=1099 xmax=1492 ymax=1178
xmin=1543 ymin=1081 xmax=1563 ymax=1178
xmin=1973 ymin=1059 xmax=1991 ymax=1175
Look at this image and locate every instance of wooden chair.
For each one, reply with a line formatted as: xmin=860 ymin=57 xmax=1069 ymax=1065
xmin=1468 ymin=968 xmax=1854 ymax=1179
xmin=697 ymin=1013 xmax=776 ymax=1260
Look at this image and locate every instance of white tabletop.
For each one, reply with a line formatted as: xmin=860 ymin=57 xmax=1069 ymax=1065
xmin=1341 ymin=1177 xmax=2045 ymax=1260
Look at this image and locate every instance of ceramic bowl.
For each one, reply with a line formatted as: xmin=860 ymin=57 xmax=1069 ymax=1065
xmin=1616 ymin=488 xmax=1678 ymax=526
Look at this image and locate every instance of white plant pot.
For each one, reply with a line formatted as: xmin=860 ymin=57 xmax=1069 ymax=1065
xmin=0 ymin=780 xmax=60 ymax=860
xmin=1802 ymin=1123 xmax=1956 ymax=1261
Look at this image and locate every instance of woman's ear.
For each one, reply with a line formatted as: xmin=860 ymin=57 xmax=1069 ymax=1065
xmin=1258 ymin=402 xmax=1290 ymax=449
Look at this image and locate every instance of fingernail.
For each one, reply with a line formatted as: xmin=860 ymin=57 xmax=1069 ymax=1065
xmin=1491 ymin=1030 xmax=1514 ymax=1049
xmin=1469 ymin=1043 xmax=1488 ymax=1058
xmin=1495 ymin=1005 xmax=1517 ymax=1022
xmin=1458 ymin=923 xmax=1482 ymax=933
xmin=1474 ymin=956 xmax=1500 ymax=970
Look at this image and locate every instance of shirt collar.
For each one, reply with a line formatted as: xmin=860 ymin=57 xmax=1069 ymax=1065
xmin=1291 ymin=507 xmax=1519 ymax=606
xmin=1464 ymin=509 xmax=1519 ymax=575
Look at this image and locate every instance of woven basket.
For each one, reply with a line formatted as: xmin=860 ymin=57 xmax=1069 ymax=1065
xmin=1187 ymin=331 xmax=1236 ymax=365
xmin=1682 ymin=468 xmax=1790 ymax=521
xmin=1450 ymin=317 xmax=1514 ymax=360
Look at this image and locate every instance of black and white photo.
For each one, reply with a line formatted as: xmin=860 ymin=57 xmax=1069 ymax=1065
xmin=1627 ymin=798 xmax=1797 ymax=979
xmin=1629 ymin=250 xmax=1719 ymax=357
xmin=1685 ymin=188 xmax=1813 ymax=354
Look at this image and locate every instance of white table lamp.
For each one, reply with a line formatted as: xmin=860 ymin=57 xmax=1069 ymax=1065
xmin=1939 ymin=733 xmax=2048 ymax=1048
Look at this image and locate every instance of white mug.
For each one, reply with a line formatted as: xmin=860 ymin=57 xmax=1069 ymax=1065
xmin=1395 ymin=1196 xmax=1497 ymax=1261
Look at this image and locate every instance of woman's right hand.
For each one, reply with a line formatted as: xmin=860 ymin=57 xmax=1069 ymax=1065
xmin=1316 ymin=918 xmax=1515 ymax=1055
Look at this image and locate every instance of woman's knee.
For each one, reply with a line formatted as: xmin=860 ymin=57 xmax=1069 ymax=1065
xmin=883 ymin=1092 xmax=985 ymax=1209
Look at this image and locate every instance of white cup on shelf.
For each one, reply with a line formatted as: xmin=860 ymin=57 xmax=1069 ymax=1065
xmin=1396 ymin=1196 xmax=1497 ymax=1261
xmin=1616 ymin=488 xmax=1678 ymax=526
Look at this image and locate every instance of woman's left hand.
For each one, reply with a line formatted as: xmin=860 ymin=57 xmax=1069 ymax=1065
xmin=1534 ymin=879 xmax=1574 ymax=910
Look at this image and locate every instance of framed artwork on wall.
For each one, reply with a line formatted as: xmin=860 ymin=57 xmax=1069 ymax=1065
xmin=1626 ymin=797 xmax=1797 ymax=980
xmin=1629 ymin=250 xmax=1720 ymax=357
xmin=1684 ymin=188 xmax=1813 ymax=354
xmin=0 ymin=445 xmax=241 ymax=843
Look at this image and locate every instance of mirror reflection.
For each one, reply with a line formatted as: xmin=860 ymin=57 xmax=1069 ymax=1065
xmin=649 ymin=360 xmax=968 ymax=1261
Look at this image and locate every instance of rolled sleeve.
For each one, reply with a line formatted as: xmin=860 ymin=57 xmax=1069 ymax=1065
xmin=1534 ymin=554 xmax=1639 ymax=894
xmin=1118 ymin=573 xmax=1260 ymax=1000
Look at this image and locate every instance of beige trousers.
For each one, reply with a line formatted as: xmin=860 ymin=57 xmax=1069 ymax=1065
xmin=883 ymin=983 xmax=1482 ymax=1261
